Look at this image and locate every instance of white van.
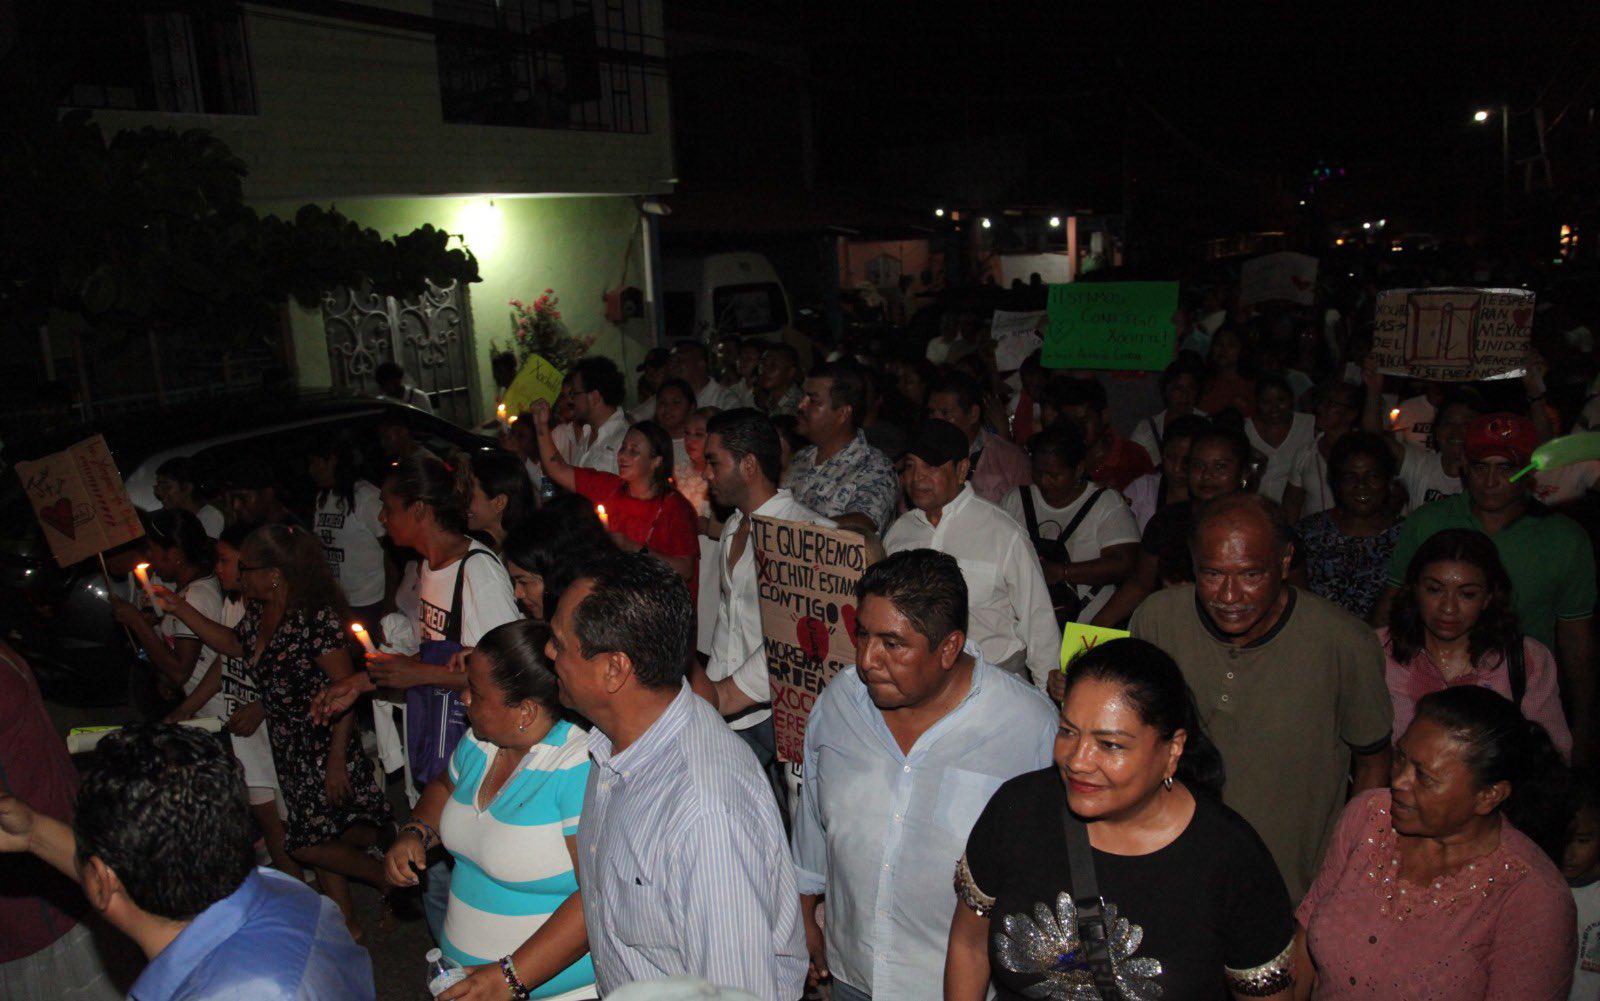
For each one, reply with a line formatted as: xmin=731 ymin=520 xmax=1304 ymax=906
xmin=662 ymin=252 xmax=792 ymax=340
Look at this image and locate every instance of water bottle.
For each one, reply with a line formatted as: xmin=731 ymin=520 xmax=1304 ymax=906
xmin=426 ymin=948 xmax=467 ymax=997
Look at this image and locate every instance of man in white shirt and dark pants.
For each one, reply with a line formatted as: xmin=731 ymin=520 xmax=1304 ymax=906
xmin=564 ymin=357 xmax=630 ymax=474
xmin=792 ymin=550 xmax=1056 ymax=1000
xmin=375 ymin=361 xmax=433 ymax=413
xmin=884 ymin=419 xmax=1061 ymax=691
xmin=698 ymin=407 xmax=835 ymax=776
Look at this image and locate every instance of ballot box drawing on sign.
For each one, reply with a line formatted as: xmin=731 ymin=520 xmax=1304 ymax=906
xmin=1372 ymin=287 xmax=1532 ymax=383
xmin=1406 ymin=294 xmax=1480 ymax=368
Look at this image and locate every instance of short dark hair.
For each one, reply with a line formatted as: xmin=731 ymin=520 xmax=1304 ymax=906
xmin=1190 ymin=492 xmax=1293 ymax=555
xmin=1255 ymin=373 xmax=1295 ymax=403
xmin=476 ymin=619 xmax=563 ymax=714
xmin=1158 ymin=356 xmax=1205 ymax=397
xmin=571 ymin=357 xmax=626 ymax=407
xmin=857 ymin=549 xmax=968 ymax=648
xmin=469 ymin=448 xmax=536 ymax=534
xmin=1189 ymin=423 xmax=1252 ymax=468
xmin=928 ymin=371 xmax=983 ymax=414
xmin=1044 ymin=376 xmax=1107 ymax=414
xmin=223 ymin=455 xmax=276 ymax=492
xmin=155 ymin=456 xmax=206 ymax=492
xmin=1027 ymin=421 xmax=1087 ymax=469
xmin=672 ymin=340 xmax=710 ymax=367
xmin=763 ymin=342 xmax=801 ymax=371
xmin=375 ymin=361 xmax=404 ymax=384
xmin=502 ymin=495 xmax=617 ymax=619
xmin=811 ymin=362 xmax=870 ymax=429
xmin=1328 ymin=429 xmax=1397 ymax=485
xmin=75 ymin=724 xmax=254 ymax=920
xmin=573 ymin=552 xmax=692 ymax=689
xmin=145 ymin=508 xmax=216 ymax=572
xmin=655 ymin=377 xmax=695 ymax=406
xmin=708 ymin=408 xmax=783 ymax=487
xmin=1161 ymin=414 xmax=1210 ymax=446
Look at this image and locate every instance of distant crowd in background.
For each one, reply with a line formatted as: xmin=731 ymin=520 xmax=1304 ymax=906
xmin=6 ymin=261 xmax=1600 ymax=1000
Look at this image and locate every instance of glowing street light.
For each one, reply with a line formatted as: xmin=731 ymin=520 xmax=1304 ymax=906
xmin=934 ymin=207 xmax=945 ymax=218
xmin=980 ymin=217 xmax=992 ymax=229
xmin=1473 ymin=109 xmax=1490 ymax=123
xmin=1049 ymin=216 xmax=1061 ymax=228
xmin=1362 ymin=221 xmax=1372 ymax=230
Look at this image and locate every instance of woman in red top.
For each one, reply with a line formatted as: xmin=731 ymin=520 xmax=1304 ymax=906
xmin=529 ymin=399 xmax=699 ymax=593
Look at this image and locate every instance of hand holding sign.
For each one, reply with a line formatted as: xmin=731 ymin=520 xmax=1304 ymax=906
xmin=1371 ymin=287 xmax=1533 ymax=382
xmin=14 ymin=435 xmax=143 ymax=567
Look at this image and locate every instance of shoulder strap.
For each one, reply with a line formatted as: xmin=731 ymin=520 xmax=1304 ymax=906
xmin=1146 ymin=416 xmax=1163 ymax=451
xmin=1061 ymin=801 xmax=1120 ymax=997
xmin=1019 ymin=485 xmax=1043 ymax=542
xmin=1060 ymin=489 xmax=1107 ymax=545
xmin=1506 ymin=636 xmax=1527 ymax=709
xmin=447 ymin=547 xmax=491 ymax=645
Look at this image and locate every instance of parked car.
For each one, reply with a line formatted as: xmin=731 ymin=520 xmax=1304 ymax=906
xmin=0 ymin=392 xmax=496 ymax=707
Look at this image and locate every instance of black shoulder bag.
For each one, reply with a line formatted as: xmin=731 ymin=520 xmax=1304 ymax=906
xmin=1021 ymin=487 xmax=1107 ymax=626
xmin=1062 ymin=801 xmax=1121 ymax=998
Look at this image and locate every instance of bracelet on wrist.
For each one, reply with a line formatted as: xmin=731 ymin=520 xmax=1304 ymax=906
xmin=500 ymin=955 xmax=532 ymax=1000
xmin=400 ymin=820 xmax=438 ymax=850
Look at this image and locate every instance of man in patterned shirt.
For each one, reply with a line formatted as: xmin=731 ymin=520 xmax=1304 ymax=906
xmin=785 ymin=361 xmax=900 ymax=537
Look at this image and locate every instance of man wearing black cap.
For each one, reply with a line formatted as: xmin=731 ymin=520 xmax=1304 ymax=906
xmin=883 ymin=419 xmax=1060 ymax=690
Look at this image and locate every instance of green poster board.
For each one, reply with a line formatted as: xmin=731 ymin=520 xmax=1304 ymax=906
xmin=1043 ymin=281 xmax=1180 ymax=371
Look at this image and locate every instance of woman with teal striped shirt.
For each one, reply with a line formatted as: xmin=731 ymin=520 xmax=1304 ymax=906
xmin=384 ymin=620 xmax=596 ymax=1000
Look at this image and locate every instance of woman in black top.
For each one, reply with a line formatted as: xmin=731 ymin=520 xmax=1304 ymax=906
xmin=947 ymin=638 xmax=1296 ymax=1000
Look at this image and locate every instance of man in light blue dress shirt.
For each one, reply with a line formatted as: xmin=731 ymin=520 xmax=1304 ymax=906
xmin=792 ymin=549 xmax=1057 ymax=1000
xmin=548 ymin=552 xmax=807 ymax=1001
xmin=0 ymin=724 xmax=373 ymax=1000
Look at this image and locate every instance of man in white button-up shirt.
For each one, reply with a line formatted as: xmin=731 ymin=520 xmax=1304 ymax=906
xmin=883 ymin=419 xmax=1062 ymax=690
xmin=564 ymin=357 xmax=630 ymax=474
xmin=700 ymin=408 xmax=835 ymax=770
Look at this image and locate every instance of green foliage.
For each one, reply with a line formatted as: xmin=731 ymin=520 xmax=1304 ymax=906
xmin=0 ymin=114 xmax=480 ymax=352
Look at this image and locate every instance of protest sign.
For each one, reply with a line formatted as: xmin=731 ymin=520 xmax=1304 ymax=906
xmin=14 ymin=435 xmax=144 ymax=567
xmin=752 ymin=516 xmax=870 ymax=764
xmin=499 ymin=353 xmax=566 ymax=415
xmin=1060 ymin=623 xmax=1130 ymax=669
xmin=1044 ymin=282 xmax=1179 ymax=371
xmin=1371 ymin=288 xmax=1532 ymax=382
xmin=1240 ymin=252 xmax=1319 ymax=306
xmin=990 ymin=310 xmax=1046 ymax=372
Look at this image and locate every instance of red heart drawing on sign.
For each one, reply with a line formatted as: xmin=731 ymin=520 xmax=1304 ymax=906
xmin=1289 ymin=276 xmax=1312 ymax=291
xmin=38 ymin=498 xmax=76 ymax=539
xmin=1513 ymin=307 xmax=1533 ymax=328
xmin=841 ymin=604 xmax=858 ymax=643
xmin=795 ymin=616 xmax=829 ymax=660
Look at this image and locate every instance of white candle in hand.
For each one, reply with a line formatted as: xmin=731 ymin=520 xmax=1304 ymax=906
xmin=596 ymin=504 xmax=609 ymax=530
xmin=350 ymin=622 xmax=377 ymax=655
xmin=133 ymin=563 xmax=158 ymax=606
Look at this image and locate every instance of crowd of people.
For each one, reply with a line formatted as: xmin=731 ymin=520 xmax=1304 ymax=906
xmin=4 ymin=277 xmax=1600 ymax=1000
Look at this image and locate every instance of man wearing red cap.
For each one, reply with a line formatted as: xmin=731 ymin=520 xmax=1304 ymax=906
xmin=1376 ymin=413 xmax=1596 ymax=754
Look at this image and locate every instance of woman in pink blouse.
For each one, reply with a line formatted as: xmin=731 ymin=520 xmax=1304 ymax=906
xmin=1379 ymin=527 xmax=1572 ymax=760
xmin=1293 ymin=686 xmax=1575 ymax=999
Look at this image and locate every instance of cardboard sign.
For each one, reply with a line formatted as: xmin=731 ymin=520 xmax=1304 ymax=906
xmin=1060 ymin=624 xmax=1130 ymax=669
xmin=752 ymin=516 xmax=870 ymax=764
xmin=1372 ymin=288 xmax=1532 ymax=382
xmin=499 ymin=353 xmax=566 ymax=415
xmin=1240 ymin=252 xmax=1319 ymax=306
xmin=14 ymin=435 xmax=144 ymax=567
xmin=991 ymin=310 xmax=1046 ymax=372
xmin=1044 ymin=282 xmax=1179 ymax=372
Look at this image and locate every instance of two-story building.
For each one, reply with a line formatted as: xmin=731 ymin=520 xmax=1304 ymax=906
xmin=19 ymin=0 xmax=673 ymax=424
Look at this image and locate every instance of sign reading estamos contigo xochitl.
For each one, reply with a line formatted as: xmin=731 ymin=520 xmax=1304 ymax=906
xmin=751 ymin=516 xmax=870 ymax=765
xmin=1043 ymin=281 xmax=1180 ymax=372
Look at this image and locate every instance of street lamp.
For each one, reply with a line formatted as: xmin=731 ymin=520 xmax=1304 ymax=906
xmin=980 ymin=217 xmax=992 ymax=229
xmin=1048 ymin=216 xmax=1061 ymax=228
xmin=934 ymin=207 xmax=945 ymax=218
xmin=1473 ymin=103 xmax=1511 ymax=218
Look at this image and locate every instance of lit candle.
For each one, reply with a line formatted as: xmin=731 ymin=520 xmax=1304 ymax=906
xmin=596 ymin=504 xmax=609 ymax=530
xmin=133 ymin=562 xmax=158 ymax=606
xmin=350 ymin=622 xmax=377 ymax=655
xmin=496 ymin=402 xmax=510 ymax=432
xmin=1389 ymin=407 xmax=1401 ymax=430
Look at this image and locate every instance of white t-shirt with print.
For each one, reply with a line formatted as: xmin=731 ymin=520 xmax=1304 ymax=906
xmin=1392 ymin=394 xmax=1436 ymax=450
xmin=1398 ymin=444 xmax=1463 ymax=513
xmin=1287 ymin=440 xmax=1335 ymax=518
xmin=416 ymin=541 xmax=522 ymax=647
xmin=162 ymin=574 xmax=228 ymax=720
xmin=1001 ymin=483 xmax=1141 ymax=623
xmin=1571 ymin=878 xmax=1600 ymax=1001
xmin=314 ymin=481 xmax=387 ymax=607
xmin=216 ymin=596 xmax=278 ymax=792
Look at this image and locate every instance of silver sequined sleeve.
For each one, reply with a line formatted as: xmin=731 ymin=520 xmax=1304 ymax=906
xmin=1224 ymin=938 xmax=1295 ymax=997
xmin=953 ymin=855 xmax=996 ymax=917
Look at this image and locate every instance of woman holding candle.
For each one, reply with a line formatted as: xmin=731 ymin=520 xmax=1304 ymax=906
xmin=527 ymin=399 xmax=699 ymax=591
xmin=153 ymin=524 xmax=391 ymax=943
xmin=111 ymin=509 xmax=229 ymax=721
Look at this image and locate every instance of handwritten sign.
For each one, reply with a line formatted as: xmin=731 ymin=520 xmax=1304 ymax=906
xmin=1060 ymin=623 xmax=1130 ymax=669
xmin=752 ymin=516 xmax=870 ymax=764
xmin=14 ymin=435 xmax=144 ymax=567
xmin=1240 ymin=252 xmax=1319 ymax=306
xmin=500 ymin=353 xmax=566 ymax=415
xmin=1044 ymin=282 xmax=1179 ymax=371
xmin=990 ymin=310 xmax=1046 ymax=372
xmin=1372 ymin=288 xmax=1532 ymax=382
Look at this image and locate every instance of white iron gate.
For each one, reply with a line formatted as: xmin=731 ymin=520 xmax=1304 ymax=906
xmin=322 ymin=280 xmax=476 ymax=426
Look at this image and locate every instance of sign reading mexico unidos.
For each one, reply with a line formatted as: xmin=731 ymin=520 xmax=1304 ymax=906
xmin=14 ymin=435 xmax=144 ymax=567
xmin=499 ymin=353 xmax=566 ymax=415
xmin=751 ymin=516 xmax=870 ymax=764
xmin=1044 ymin=281 xmax=1180 ymax=371
xmin=1372 ymin=287 xmax=1533 ymax=382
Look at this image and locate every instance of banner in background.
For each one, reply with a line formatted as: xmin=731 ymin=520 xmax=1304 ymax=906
xmin=990 ymin=309 xmax=1046 ymax=372
xmin=1044 ymin=282 xmax=1180 ymax=371
xmin=14 ymin=435 xmax=144 ymax=567
xmin=1060 ymin=623 xmax=1130 ymax=669
xmin=1240 ymin=252 xmax=1320 ymax=306
xmin=500 ymin=353 xmax=566 ymax=415
xmin=1372 ymin=287 xmax=1532 ymax=382
xmin=752 ymin=516 xmax=870 ymax=764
